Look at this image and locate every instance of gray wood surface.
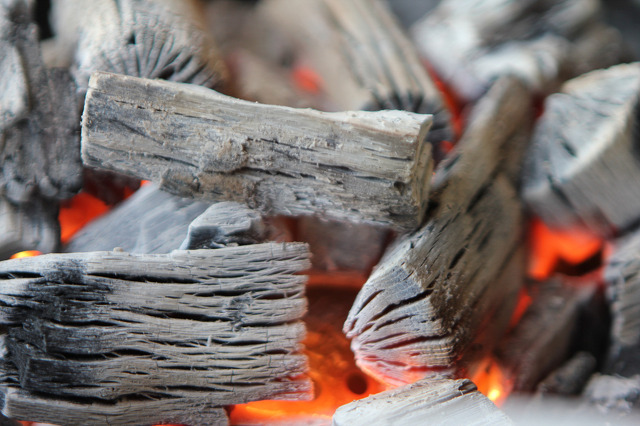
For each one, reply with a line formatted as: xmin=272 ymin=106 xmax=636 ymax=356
xmin=0 ymin=244 xmax=311 ymax=412
xmin=343 ymin=77 xmax=531 ymax=385
xmin=0 ymin=376 xmax=229 ymax=426
xmin=81 ymin=72 xmax=434 ymax=231
xmin=333 ymin=377 xmax=513 ymax=425
xmin=523 ymin=63 xmax=640 ymax=237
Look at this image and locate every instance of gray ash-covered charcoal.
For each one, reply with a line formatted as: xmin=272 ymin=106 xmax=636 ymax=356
xmin=81 ymin=72 xmax=434 ymax=231
xmin=344 ymin=77 xmax=530 ymax=385
xmin=0 ymin=245 xmax=311 ymax=424
xmin=523 ymin=63 xmax=640 ymax=237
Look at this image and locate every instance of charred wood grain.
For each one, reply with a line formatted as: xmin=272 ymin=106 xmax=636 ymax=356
xmin=343 ymin=77 xmax=530 ymax=384
xmin=333 ymin=376 xmax=512 ymax=425
xmin=81 ymin=72 xmax=434 ymax=231
xmin=523 ymin=63 xmax=640 ymax=237
xmin=257 ymin=0 xmax=452 ymax=143
xmin=0 ymin=245 xmax=311 ymax=405
xmin=0 ymin=360 xmax=229 ymax=425
xmin=50 ymin=0 xmax=226 ymax=91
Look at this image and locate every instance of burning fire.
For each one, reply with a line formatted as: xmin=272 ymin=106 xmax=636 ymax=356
xmin=10 ymin=250 xmax=42 ymax=259
xmin=58 ymin=192 xmax=110 ymax=244
xmin=472 ymin=357 xmax=512 ymax=407
xmin=527 ymin=217 xmax=604 ymax=281
xmin=230 ymin=286 xmax=386 ymax=424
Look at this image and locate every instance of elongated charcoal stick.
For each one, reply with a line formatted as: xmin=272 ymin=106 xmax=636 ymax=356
xmin=81 ymin=72 xmax=434 ymax=230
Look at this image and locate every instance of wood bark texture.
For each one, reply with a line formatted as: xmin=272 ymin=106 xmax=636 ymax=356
xmin=81 ymin=72 xmax=434 ymax=231
xmin=0 ymin=245 xmax=311 ymax=411
xmin=604 ymin=230 xmax=640 ymax=376
xmin=332 ymin=377 xmax=513 ymax=426
xmin=0 ymin=0 xmax=82 ymax=204
xmin=65 ymin=183 xmax=211 ymax=254
xmin=523 ymin=63 xmax=640 ymax=237
xmin=258 ymin=0 xmax=452 ymax=143
xmin=497 ymin=279 xmax=597 ymax=391
xmin=50 ymin=0 xmax=226 ymax=91
xmin=344 ymin=77 xmax=531 ymax=385
xmin=411 ymin=0 xmax=623 ymax=100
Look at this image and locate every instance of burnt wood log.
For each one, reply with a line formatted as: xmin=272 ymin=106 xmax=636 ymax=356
xmin=523 ymin=63 xmax=640 ymax=237
xmin=344 ymin=77 xmax=532 ymax=385
xmin=257 ymin=0 xmax=452 ymax=143
xmin=497 ymin=279 xmax=598 ymax=392
xmin=81 ymin=72 xmax=434 ymax=231
xmin=50 ymin=0 xmax=226 ymax=91
xmin=333 ymin=377 xmax=513 ymax=425
xmin=180 ymin=201 xmax=268 ymax=249
xmin=0 ymin=245 xmax=311 ymax=406
xmin=604 ymin=230 xmax=640 ymax=376
xmin=0 ymin=370 xmax=229 ymax=426
xmin=65 ymin=183 xmax=212 ymax=253
xmin=411 ymin=0 xmax=623 ymax=100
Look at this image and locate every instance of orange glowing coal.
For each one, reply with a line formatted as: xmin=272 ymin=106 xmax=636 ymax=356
xmin=58 ymin=192 xmax=110 ymax=244
xmin=10 ymin=250 xmax=42 ymax=259
xmin=472 ymin=357 xmax=512 ymax=407
xmin=292 ymin=65 xmax=324 ymax=95
xmin=527 ymin=217 xmax=604 ymax=281
xmin=230 ymin=286 xmax=386 ymax=424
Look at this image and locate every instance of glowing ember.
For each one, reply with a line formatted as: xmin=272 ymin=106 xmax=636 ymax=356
xmin=291 ymin=65 xmax=324 ymax=95
xmin=58 ymin=192 xmax=110 ymax=244
xmin=10 ymin=250 xmax=42 ymax=259
xmin=423 ymin=60 xmax=465 ymax=139
xmin=230 ymin=286 xmax=386 ymax=424
xmin=472 ymin=358 xmax=512 ymax=407
xmin=508 ymin=288 xmax=533 ymax=331
xmin=527 ymin=217 xmax=604 ymax=281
